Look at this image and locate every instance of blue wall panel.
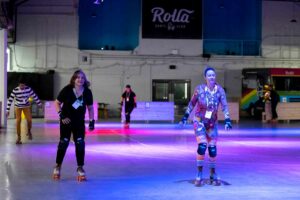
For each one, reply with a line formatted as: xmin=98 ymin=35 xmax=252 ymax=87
xmin=79 ymin=0 xmax=141 ymax=50
xmin=203 ymin=0 xmax=262 ymax=55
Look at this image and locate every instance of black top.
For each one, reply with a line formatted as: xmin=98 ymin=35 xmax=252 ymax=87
xmin=270 ymin=90 xmax=280 ymax=104
xmin=57 ymin=85 xmax=93 ymax=122
xmin=122 ymin=91 xmax=136 ymax=108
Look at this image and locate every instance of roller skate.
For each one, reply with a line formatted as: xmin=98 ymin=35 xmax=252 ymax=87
xmin=194 ymin=177 xmax=205 ymax=187
xmin=16 ymin=136 xmax=22 ymax=145
xmin=194 ymin=171 xmax=205 ymax=187
xmin=209 ymin=173 xmax=221 ymax=186
xmin=27 ymin=131 xmax=33 ymax=140
xmin=52 ymin=165 xmax=61 ymax=181
xmin=124 ymin=123 xmax=130 ymax=129
xmin=16 ymin=140 xmax=22 ymax=144
xmin=77 ymin=166 xmax=86 ymax=182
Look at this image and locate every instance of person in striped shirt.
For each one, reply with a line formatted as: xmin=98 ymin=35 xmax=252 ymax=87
xmin=6 ymin=78 xmax=42 ymax=144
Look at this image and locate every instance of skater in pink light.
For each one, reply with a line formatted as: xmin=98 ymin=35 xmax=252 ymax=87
xmin=121 ymin=85 xmax=136 ymax=128
xmin=52 ymin=70 xmax=94 ymax=182
xmin=181 ymin=66 xmax=232 ymax=186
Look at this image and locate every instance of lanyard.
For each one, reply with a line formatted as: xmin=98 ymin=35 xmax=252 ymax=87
xmin=76 ymin=96 xmax=84 ymax=106
xmin=73 ymin=88 xmax=84 ymax=106
xmin=125 ymin=92 xmax=131 ymax=102
xmin=204 ymin=85 xmax=217 ymax=110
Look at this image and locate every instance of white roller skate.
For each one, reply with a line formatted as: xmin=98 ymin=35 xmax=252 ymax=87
xmin=194 ymin=177 xmax=205 ymax=187
xmin=77 ymin=166 xmax=86 ymax=182
xmin=52 ymin=165 xmax=61 ymax=181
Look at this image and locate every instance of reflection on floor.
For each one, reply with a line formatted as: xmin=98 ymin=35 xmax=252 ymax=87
xmin=0 ymin=119 xmax=300 ymax=200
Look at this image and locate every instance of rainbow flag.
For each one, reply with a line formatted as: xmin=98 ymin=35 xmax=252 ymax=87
xmin=241 ymin=89 xmax=259 ymax=110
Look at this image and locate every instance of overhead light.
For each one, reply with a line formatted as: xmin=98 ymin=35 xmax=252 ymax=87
xmin=94 ymin=0 xmax=104 ymax=5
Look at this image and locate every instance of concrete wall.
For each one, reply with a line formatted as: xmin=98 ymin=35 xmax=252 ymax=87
xmin=7 ymin=0 xmax=300 ymax=115
xmin=0 ymin=29 xmax=7 ymax=127
xmin=262 ymin=1 xmax=300 ymax=59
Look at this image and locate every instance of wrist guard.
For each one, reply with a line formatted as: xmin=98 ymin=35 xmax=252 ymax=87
xmin=58 ymin=111 xmax=65 ymax=119
xmin=225 ymin=118 xmax=232 ymax=129
xmin=181 ymin=113 xmax=189 ymax=124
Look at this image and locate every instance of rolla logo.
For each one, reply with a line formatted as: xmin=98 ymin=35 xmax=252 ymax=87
xmin=151 ymin=7 xmax=194 ymax=23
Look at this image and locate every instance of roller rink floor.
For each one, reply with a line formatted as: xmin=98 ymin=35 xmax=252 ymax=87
xmin=0 ymin=119 xmax=300 ymax=200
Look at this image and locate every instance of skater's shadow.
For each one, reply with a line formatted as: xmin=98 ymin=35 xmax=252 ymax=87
xmin=174 ymin=178 xmax=231 ymax=186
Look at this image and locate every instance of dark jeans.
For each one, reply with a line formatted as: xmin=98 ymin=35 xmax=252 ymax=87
xmin=125 ymin=106 xmax=134 ymax=123
xmin=56 ymin=120 xmax=85 ymax=166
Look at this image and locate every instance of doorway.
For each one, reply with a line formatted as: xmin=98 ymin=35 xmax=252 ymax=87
xmin=152 ymin=80 xmax=191 ymax=115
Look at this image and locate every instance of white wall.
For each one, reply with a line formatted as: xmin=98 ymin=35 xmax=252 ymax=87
xmin=0 ymin=29 xmax=8 ymax=127
xmin=7 ymin=0 xmax=300 ymax=115
xmin=137 ymin=38 xmax=203 ymax=56
xmin=262 ymin=1 xmax=300 ymax=59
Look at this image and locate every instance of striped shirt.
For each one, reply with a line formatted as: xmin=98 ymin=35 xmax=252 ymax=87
xmin=7 ymin=86 xmax=41 ymax=111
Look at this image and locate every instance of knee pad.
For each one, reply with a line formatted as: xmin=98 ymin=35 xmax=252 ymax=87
xmin=58 ymin=138 xmax=69 ymax=150
xmin=75 ymin=138 xmax=85 ymax=151
xmin=208 ymin=145 xmax=217 ymax=157
xmin=197 ymin=143 xmax=207 ymax=155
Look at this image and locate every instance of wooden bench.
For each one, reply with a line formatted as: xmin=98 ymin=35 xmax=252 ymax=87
xmin=277 ymin=102 xmax=300 ymax=122
xmin=263 ymin=102 xmax=300 ymax=123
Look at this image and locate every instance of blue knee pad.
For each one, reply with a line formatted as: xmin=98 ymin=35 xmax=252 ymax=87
xmin=197 ymin=143 xmax=207 ymax=155
xmin=58 ymin=138 xmax=69 ymax=150
xmin=75 ymin=138 xmax=85 ymax=151
xmin=208 ymin=145 xmax=217 ymax=157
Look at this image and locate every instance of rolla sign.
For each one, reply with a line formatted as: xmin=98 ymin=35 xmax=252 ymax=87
xmin=151 ymin=7 xmax=194 ymax=23
xmin=142 ymin=0 xmax=202 ymax=39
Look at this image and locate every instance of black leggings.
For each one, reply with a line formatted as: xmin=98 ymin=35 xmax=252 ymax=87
xmin=271 ymin=102 xmax=278 ymax=119
xmin=56 ymin=120 xmax=85 ymax=166
xmin=125 ymin=106 xmax=134 ymax=123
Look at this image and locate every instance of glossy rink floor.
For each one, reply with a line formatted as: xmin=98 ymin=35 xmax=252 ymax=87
xmin=1 ymin=120 xmax=300 ymax=200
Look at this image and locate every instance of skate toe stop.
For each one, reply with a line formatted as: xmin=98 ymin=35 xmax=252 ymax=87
xmin=194 ymin=179 xmax=205 ymax=187
xmin=52 ymin=175 xmax=60 ymax=181
xmin=77 ymin=176 xmax=87 ymax=182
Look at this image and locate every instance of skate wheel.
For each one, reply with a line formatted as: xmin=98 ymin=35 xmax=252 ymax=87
xmin=77 ymin=176 xmax=86 ymax=182
xmin=124 ymin=123 xmax=130 ymax=129
xmin=194 ymin=179 xmax=205 ymax=187
xmin=52 ymin=175 xmax=60 ymax=181
xmin=16 ymin=140 xmax=22 ymax=145
xmin=212 ymin=180 xmax=221 ymax=186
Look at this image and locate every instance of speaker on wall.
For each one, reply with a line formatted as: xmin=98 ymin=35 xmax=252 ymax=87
xmin=169 ymin=65 xmax=176 ymax=70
